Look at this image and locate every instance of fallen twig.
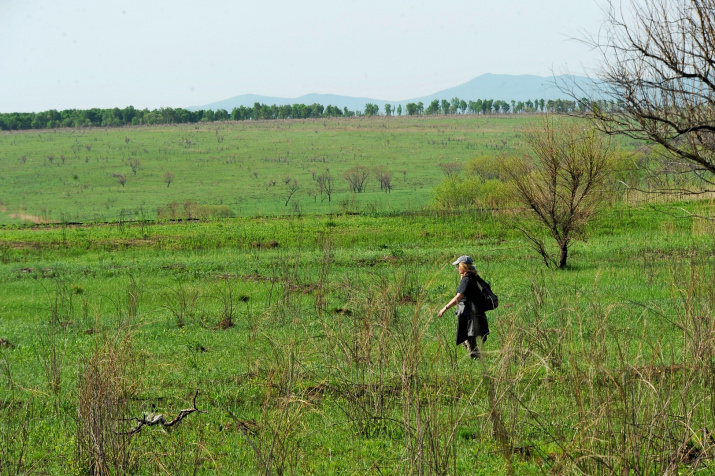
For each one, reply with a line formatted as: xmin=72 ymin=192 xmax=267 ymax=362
xmin=121 ymin=389 xmax=207 ymax=435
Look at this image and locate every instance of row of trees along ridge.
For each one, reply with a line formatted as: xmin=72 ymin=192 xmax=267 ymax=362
xmin=0 ymin=97 xmax=618 ymax=131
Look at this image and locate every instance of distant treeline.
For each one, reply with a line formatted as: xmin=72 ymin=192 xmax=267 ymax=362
xmin=0 ymin=97 xmax=618 ymax=131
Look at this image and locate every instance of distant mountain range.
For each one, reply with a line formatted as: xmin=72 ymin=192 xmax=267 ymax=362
xmin=189 ymin=73 xmax=596 ymax=112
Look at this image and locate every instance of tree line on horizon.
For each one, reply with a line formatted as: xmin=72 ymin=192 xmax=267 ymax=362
xmin=0 ymin=97 xmax=618 ymax=131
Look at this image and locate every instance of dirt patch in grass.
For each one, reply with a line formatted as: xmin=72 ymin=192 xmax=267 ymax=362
xmin=161 ymin=263 xmax=186 ymax=271
xmin=93 ymin=238 xmax=159 ymax=251
xmin=223 ymin=419 xmax=258 ymax=435
xmin=285 ymin=281 xmax=318 ymax=294
xmin=398 ymin=294 xmax=417 ymax=304
xmin=240 ymin=273 xmax=276 ymax=282
xmin=10 ymin=242 xmax=43 ymax=251
xmin=0 ymin=338 xmax=15 ymax=349
xmin=7 ymin=212 xmax=55 ymax=224
xmin=250 ymin=240 xmax=279 ymax=249
xmin=216 ymin=318 xmax=235 ymax=330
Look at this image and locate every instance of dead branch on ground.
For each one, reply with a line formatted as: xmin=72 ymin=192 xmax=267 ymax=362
xmin=120 ymin=389 xmax=206 ymax=435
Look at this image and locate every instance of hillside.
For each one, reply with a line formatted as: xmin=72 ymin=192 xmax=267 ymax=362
xmin=0 ymin=115 xmax=531 ymax=225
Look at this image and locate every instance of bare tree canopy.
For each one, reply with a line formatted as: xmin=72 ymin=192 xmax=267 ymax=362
xmin=576 ymin=0 xmax=715 ymax=186
xmin=503 ymin=116 xmax=614 ymax=268
xmin=343 ymin=165 xmax=371 ymax=193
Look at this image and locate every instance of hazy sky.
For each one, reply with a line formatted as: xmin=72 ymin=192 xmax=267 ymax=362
xmin=0 ymin=0 xmax=607 ymax=112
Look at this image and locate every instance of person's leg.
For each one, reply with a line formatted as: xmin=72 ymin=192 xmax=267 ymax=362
xmin=476 ymin=313 xmax=489 ymax=345
xmin=466 ymin=336 xmax=479 ymax=359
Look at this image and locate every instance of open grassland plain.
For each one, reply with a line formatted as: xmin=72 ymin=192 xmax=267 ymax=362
xmin=0 ymin=116 xmax=539 ymax=225
xmin=1 ymin=201 xmax=715 ymax=474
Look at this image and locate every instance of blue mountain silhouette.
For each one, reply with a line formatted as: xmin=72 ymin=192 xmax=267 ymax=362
xmin=189 ymin=73 xmax=595 ymax=112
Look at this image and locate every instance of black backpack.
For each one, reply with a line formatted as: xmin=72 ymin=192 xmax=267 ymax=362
xmin=474 ymin=274 xmax=499 ymax=312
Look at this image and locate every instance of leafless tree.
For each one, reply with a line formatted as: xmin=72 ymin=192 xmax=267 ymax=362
xmin=438 ymin=162 xmax=463 ymax=177
xmin=127 ymin=158 xmax=142 ymax=176
xmin=374 ymin=166 xmax=393 ymax=193
xmin=316 ymin=170 xmax=334 ymax=202
xmin=163 ymin=171 xmax=175 ymax=188
xmin=284 ymin=178 xmax=300 ymax=206
xmin=502 ymin=116 xmax=614 ymax=268
xmin=572 ymin=0 xmax=715 ymax=193
xmin=343 ymin=165 xmax=371 ymax=193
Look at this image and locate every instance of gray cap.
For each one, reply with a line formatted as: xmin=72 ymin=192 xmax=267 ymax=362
xmin=452 ymin=255 xmax=473 ymax=266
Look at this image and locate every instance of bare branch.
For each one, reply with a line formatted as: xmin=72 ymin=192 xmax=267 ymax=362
xmin=120 ymin=390 xmax=207 ymax=435
xmin=565 ymin=0 xmax=715 ymax=184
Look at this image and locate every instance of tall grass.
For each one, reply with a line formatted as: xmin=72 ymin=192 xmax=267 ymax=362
xmin=75 ymin=330 xmax=138 ymax=474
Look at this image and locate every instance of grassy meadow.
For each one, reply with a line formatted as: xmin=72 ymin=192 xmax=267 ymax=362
xmin=0 ymin=116 xmax=531 ymax=225
xmin=1 ymin=116 xmax=715 ymax=474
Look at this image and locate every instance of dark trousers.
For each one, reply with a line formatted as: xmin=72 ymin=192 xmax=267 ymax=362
xmin=462 ymin=335 xmax=486 ymax=359
xmin=456 ymin=302 xmax=489 ymax=359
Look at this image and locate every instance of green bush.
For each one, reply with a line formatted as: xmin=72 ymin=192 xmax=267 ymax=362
xmin=431 ymin=175 xmax=512 ymax=210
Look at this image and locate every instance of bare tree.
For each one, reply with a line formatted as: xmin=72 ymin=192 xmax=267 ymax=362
xmin=343 ymin=165 xmax=371 ymax=193
xmin=284 ymin=178 xmax=300 ymax=206
xmin=127 ymin=158 xmax=142 ymax=176
xmin=374 ymin=166 xmax=393 ymax=193
xmin=163 ymin=171 xmax=175 ymax=188
xmin=438 ymin=162 xmax=463 ymax=177
xmin=316 ymin=169 xmax=334 ymax=202
xmin=502 ymin=116 xmax=614 ymax=268
xmin=113 ymin=173 xmax=127 ymax=187
xmin=574 ymin=0 xmax=715 ymax=192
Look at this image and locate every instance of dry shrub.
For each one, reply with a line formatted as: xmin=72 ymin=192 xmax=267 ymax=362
xmin=318 ymin=271 xmax=401 ymax=439
xmin=396 ymin=309 xmax=471 ymax=476
xmin=76 ymin=331 xmax=139 ymax=475
xmin=483 ymin=261 xmax=715 ymax=475
xmin=0 ymin=397 xmax=35 ymax=474
xmin=243 ymin=337 xmax=310 ymax=475
xmin=161 ymin=279 xmax=200 ymax=328
xmin=315 ymin=265 xmax=479 ymax=474
xmin=156 ymin=201 xmax=233 ymax=220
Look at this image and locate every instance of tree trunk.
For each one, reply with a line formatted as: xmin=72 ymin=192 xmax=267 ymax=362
xmin=558 ymin=243 xmax=568 ymax=269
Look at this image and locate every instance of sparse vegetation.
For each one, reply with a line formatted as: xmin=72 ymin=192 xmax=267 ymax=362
xmin=0 ymin=202 xmax=714 ymax=473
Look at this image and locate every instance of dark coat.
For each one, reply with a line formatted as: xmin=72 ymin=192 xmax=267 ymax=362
xmin=455 ymin=274 xmax=490 ymax=345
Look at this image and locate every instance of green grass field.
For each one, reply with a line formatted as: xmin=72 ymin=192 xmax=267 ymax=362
xmin=1 ymin=116 xmax=714 ymax=474
xmin=0 ymin=116 xmax=536 ymax=225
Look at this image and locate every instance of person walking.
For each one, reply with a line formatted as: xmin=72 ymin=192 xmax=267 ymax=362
xmin=438 ymin=255 xmax=490 ymax=358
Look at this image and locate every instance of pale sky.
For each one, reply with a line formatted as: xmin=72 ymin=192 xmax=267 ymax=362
xmin=0 ymin=0 xmax=607 ymax=113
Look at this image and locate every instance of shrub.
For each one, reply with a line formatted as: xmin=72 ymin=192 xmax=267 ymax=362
xmin=430 ymin=175 xmax=512 ymax=210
